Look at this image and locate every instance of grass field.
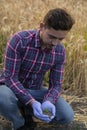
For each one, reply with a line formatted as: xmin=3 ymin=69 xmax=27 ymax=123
xmin=0 ymin=0 xmax=87 ymax=93
xmin=0 ymin=0 xmax=87 ymax=129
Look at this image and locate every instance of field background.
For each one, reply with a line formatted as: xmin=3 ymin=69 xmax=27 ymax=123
xmin=0 ymin=0 xmax=87 ymax=129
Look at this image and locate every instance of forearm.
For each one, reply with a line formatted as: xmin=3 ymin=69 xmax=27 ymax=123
xmin=43 ymin=84 xmax=62 ymax=104
xmin=5 ymin=76 xmax=34 ymax=105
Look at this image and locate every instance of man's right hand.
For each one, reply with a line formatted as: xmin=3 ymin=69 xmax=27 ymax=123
xmin=32 ymin=100 xmax=51 ymax=122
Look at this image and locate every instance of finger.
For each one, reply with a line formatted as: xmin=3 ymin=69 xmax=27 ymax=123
xmin=51 ymin=107 xmax=56 ymax=116
xmin=50 ymin=115 xmax=55 ymax=120
xmin=36 ymin=108 xmax=43 ymax=115
xmin=37 ymin=113 xmax=49 ymax=118
xmin=39 ymin=116 xmax=51 ymax=122
xmin=36 ymin=114 xmax=51 ymax=122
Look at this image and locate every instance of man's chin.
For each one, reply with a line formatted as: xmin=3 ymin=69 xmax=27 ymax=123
xmin=44 ymin=47 xmax=53 ymax=52
xmin=47 ymin=45 xmax=54 ymax=50
xmin=41 ymin=44 xmax=54 ymax=51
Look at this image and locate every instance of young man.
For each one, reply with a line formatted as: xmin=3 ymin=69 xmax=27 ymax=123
xmin=0 ymin=8 xmax=75 ymax=130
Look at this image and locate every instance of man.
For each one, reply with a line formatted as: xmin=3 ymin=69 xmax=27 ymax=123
xmin=0 ymin=8 xmax=75 ymax=130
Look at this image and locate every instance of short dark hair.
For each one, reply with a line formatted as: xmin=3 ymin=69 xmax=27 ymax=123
xmin=43 ymin=8 xmax=75 ymax=30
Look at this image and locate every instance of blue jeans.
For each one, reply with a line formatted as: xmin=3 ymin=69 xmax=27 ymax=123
xmin=0 ymin=85 xmax=74 ymax=130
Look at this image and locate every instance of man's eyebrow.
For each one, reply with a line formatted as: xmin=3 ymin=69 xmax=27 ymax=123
xmin=48 ymin=34 xmax=65 ymax=40
xmin=48 ymin=34 xmax=58 ymax=39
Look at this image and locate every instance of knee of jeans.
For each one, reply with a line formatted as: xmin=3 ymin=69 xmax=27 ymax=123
xmin=0 ymin=87 xmax=18 ymax=108
xmin=56 ymin=110 xmax=74 ymax=125
xmin=64 ymin=110 xmax=74 ymax=124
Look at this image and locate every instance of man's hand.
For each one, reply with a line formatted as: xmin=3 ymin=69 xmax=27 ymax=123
xmin=42 ymin=101 xmax=56 ymax=120
xmin=32 ymin=100 xmax=51 ymax=122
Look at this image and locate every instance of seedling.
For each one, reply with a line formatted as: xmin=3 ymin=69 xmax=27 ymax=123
xmin=43 ymin=109 xmax=52 ymax=119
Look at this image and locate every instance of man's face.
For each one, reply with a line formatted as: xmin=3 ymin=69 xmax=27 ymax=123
xmin=40 ymin=23 xmax=68 ymax=50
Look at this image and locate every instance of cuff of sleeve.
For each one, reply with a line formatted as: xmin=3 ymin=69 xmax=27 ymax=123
xmin=25 ymin=98 xmax=35 ymax=106
xmin=43 ymin=97 xmax=55 ymax=104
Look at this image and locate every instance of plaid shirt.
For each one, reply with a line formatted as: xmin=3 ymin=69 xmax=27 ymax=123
xmin=0 ymin=30 xmax=66 ymax=105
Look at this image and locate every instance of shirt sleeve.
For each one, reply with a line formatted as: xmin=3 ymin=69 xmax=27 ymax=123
xmin=43 ymin=46 xmax=66 ymax=104
xmin=4 ymin=34 xmax=34 ymax=105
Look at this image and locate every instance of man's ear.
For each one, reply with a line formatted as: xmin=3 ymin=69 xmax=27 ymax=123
xmin=39 ymin=23 xmax=45 ymax=30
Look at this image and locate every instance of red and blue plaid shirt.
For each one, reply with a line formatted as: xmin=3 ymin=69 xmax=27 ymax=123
xmin=0 ymin=30 xmax=66 ymax=105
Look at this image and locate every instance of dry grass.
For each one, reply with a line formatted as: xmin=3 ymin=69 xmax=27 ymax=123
xmin=0 ymin=0 xmax=87 ymax=94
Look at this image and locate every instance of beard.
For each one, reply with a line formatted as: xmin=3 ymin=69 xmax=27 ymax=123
xmin=40 ymin=35 xmax=54 ymax=51
xmin=41 ymin=40 xmax=54 ymax=50
xmin=45 ymin=44 xmax=54 ymax=49
xmin=41 ymin=44 xmax=54 ymax=52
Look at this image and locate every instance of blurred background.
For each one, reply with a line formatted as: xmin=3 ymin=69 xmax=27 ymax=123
xmin=0 ymin=0 xmax=87 ymax=95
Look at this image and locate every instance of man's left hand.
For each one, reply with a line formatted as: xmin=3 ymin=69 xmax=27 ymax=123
xmin=41 ymin=100 xmax=56 ymax=120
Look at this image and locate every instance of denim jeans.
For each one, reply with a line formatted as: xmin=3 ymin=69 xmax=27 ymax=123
xmin=0 ymin=85 xmax=74 ymax=130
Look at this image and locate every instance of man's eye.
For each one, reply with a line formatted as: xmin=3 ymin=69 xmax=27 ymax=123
xmin=49 ymin=36 xmax=56 ymax=39
xmin=58 ymin=38 xmax=64 ymax=41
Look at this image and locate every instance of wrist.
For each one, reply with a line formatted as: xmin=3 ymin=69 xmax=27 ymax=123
xmin=29 ymin=99 xmax=36 ymax=106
